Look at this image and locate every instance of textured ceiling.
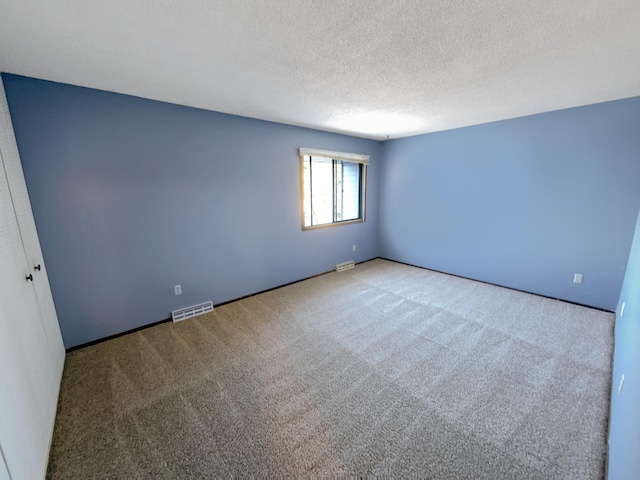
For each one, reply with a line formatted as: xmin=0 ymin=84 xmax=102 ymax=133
xmin=0 ymin=1 xmax=639 ymax=140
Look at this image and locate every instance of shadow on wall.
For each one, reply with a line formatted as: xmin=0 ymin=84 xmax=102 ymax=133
xmin=608 ymin=209 xmax=640 ymax=480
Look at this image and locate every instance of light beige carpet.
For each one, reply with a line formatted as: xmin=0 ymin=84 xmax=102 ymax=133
xmin=47 ymin=259 xmax=614 ymax=479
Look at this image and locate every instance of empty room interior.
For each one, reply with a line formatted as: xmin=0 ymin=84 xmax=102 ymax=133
xmin=1 ymin=1 xmax=640 ymax=479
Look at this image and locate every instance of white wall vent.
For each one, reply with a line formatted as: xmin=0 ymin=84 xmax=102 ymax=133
xmin=172 ymin=300 xmax=213 ymax=322
xmin=336 ymin=260 xmax=355 ymax=272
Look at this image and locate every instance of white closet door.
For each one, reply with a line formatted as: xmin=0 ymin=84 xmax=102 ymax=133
xmin=0 ymin=80 xmax=65 ymax=379
xmin=0 ymin=147 xmax=55 ymax=479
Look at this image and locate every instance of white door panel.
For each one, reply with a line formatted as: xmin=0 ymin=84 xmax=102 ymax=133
xmin=0 ymin=149 xmax=54 ymax=479
xmin=0 ymin=80 xmax=65 ymax=377
xmin=0 ymin=81 xmax=64 ymax=479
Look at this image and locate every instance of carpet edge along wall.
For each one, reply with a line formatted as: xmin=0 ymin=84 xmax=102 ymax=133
xmin=48 ymin=259 xmax=614 ymax=478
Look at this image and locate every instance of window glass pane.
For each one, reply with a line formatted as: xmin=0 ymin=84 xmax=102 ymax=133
xmin=301 ymin=151 xmax=365 ymax=229
xmin=310 ymin=156 xmax=333 ymax=225
xmin=339 ymin=161 xmax=360 ymax=221
xmin=334 ymin=161 xmax=342 ymax=221
xmin=303 ymin=156 xmax=312 ymax=227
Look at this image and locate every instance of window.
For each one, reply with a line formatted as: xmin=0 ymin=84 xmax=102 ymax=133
xmin=300 ymin=148 xmax=368 ymax=229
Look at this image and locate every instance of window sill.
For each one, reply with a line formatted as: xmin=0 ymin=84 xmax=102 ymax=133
xmin=302 ymin=218 xmax=364 ymax=231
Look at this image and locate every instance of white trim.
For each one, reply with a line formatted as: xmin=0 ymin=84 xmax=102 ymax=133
xmin=299 ymin=147 xmax=369 ymax=165
xmin=336 ymin=260 xmax=355 ymax=272
xmin=172 ymin=301 xmax=214 ymax=322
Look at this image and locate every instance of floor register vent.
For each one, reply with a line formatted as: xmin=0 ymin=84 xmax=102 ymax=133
xmin=336 ymin=260 xmax=355 ymax=272
xmin=172 ymin=301 xmax=214 ymax=322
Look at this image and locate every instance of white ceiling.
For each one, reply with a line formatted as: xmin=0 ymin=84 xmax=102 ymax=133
xmin=0 ymin=1 xmax=639 ymax=140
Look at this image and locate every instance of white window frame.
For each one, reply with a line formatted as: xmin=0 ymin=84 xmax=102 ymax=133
xmin=299 ymin=147 xmax=369 ymax=230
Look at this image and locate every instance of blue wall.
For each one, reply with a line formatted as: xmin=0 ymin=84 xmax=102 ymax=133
xmin=5 ymin=71 xmax=640 ymax=349
xmin=608 ymin=209 xmax=640 ymax=479
xmin=379 ymin=99 xmax=640 ymax=310
xmin=2 ymin=74 xmax=380 ymax=348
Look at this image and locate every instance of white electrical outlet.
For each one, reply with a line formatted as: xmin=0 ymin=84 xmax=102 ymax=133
xmin=620 ymin=302 xmax=625 ymax=317
xmin=174 ymin=285 xmax=182 ymax=295
xmin=618 ymin=374 xmax=625 ymax=396
xmin=352 ymin=244 xmax=356 ymax=252
xmin=573 ymin=273 xmax=583 ymax=284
